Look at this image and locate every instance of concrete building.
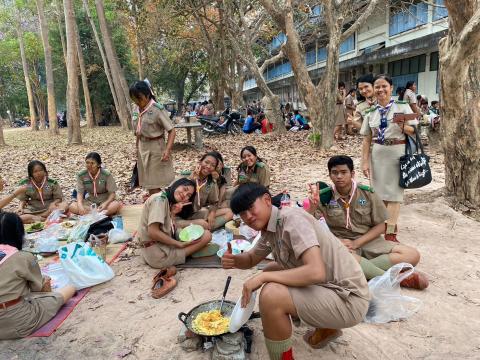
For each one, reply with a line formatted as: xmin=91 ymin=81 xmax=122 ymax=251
xmin=243 ymin=0 xmax=448 ymax=108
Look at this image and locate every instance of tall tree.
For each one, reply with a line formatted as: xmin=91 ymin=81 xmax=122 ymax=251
xmin=82 ymin=0 xmax=120 ymax=122
xmin=36 ymin=0 xmax=59 ymax=135
xmin=54 ymin=0 xmax=67 ymax=63
xmin=73 ymin=17 xmax=95 ymax=128
xmin=260 ymin=0 xmax=381 ymax=147
xmin=95 ymin=0 xmax=132 ymax=130
xmin=16 ymin=17 xmax=38 ymax=131
xmin=439 ymin=1 xmax=480 ymax=209
xmin=0 ymin=117 xmax=6 ymax=146
xmin=64 ymin=0 xmax=82 ymax=144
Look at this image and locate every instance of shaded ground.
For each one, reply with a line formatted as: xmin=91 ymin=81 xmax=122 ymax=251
xmin=1 ymin=127 xmax=479 ymax=360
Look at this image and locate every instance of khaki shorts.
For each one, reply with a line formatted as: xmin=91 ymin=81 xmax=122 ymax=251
xmin=0 ymin=293 xmax=64 ymax=339
xmin=355 ymin=236 xmax=396 ymax=259
xmin=141 ymin=243 xmax=186 ymax=269
xmin=289 ymin=286 xmax=368 ymax=329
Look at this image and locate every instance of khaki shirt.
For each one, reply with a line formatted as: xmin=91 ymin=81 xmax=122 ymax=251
xmin=316 ymin=186 xmax=388 ymax=240
xmin=344 ymin=94 xmax=355 ymax=115
xmin=76 ymin=169 xmax=118 ymax=205
xmin=352 ymin=100 xmax=374 ymax=127
xmin=17 ymin=178 xmax=63 ymax=212
xmin=0 ymin=251 xmax=43 ymax=303
xmin=138 ymin=192 xmax=175 ymax=246
xmin=133 ymin=103 xmax=174 ymax=139
xmin=252 ymin=206 xmax=370 ymax=301
xmin=404 ymin=89 xmax=417 ymax=105
xmin=237 ymin=161 xmax=270 ymax=188
xmin=360 ymin=101 xmax=418 ymax=140
xmin=194 ymin=179 xmax=219 ymax=211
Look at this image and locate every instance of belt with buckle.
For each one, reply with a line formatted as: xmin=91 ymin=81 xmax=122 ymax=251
xmin=142 ymin=241 xmax=156 ymax=248
xmin=375 ymin=139 xmax=406 ymax=146
xmin=0 ymin=297 xmax=22 ymax=310
xmin=138 ymin=135 xmax=164 ymax=142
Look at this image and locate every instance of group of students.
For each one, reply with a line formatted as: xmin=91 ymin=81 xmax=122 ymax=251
xmin=1 ymin=77 xmax=429 ymax=360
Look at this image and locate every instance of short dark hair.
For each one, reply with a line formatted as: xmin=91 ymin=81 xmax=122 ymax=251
xmin=129 ymin=81 xmax=156 ymax=101
xmin=86 ymin=152 xmax=102 ymax=165
xmin=338 ymin=81 xmax=345 ymax=88
xmin=406 ymin=81 xmax=416 ymax=90
xmin=327 ymin=155 xmax=354 ymax=173
xmin=165 ymin=178 xmax=196 ymax=219
xmin=356 ymin=73 xmax=375 ymax=86
xmin=348 ymin=88 xmax=356 ymax=95
xmin=27 ymin=160 xmax=48 ymax=179
xmin=0 ymin=212 xmax=25 ymax=250
xmin=431 ymin=100 xmax=439 ymax=106
xmin=373 ymin=74 xmax=393 ymax=86
xmin=230 ymin=183 xmax=270 ymax=215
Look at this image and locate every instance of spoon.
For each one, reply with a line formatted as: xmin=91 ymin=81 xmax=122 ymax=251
xmin=219 ymin=275 xmax=232 ymax=315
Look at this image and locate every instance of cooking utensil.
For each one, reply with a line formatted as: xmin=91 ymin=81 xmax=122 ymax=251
xmin=229 ymin=291 xmax=257 ymax=333
xmin=178 ymin=300 xmax=236 ymax=336
xmin=219 ymin=275 xmax=232 ymax=314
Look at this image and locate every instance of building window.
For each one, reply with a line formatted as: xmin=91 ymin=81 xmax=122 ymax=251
xmin=430 ymin=52 xmax=439 ymax=71
xmin=388 ymin=54 xmax=426 ymax=77
xmin=317 ymin=47 xmax=327 ymax=62
xmin=268 ymin=33 xmax=286 ymax=53
xmin=389 ymin=1 xmax=428 ymax=36
xmin=433 ymin=0 xmax=448 ymax=21
xmin=306 ymin=48 xmax=316 ymax=66
xmin=340 ymin=34 xmax=355 ymax=54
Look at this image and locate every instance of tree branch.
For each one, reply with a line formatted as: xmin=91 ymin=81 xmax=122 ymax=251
xmin=259 ymin=50 xmax=285 ymax=74
xmin=341 ymin=0 xmax=381 ymax=41
xmin=456 ymin=6 xmax=480 ymax=56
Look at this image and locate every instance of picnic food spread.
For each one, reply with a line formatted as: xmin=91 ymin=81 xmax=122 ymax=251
xmin=192 ymin=309 xmax=231 ymax=336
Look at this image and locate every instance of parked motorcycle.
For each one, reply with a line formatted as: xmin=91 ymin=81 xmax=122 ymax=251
xmin=199 ymin=109 xmax=243 ymax=135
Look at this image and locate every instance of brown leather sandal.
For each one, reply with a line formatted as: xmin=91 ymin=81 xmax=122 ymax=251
xmin=303 ymin=328 xmax=343 ymax=349
xmin=151 ymin=276 xmax=177 ymax=299
xmin=152 ymin=266 xmax=177 ymax=285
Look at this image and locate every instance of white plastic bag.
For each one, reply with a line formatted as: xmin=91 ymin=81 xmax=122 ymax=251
xmin=364 ymin=263 xmax=422 ymax=324
xmin=41 ymin=263 xmax=71 ymax=290
xmin=211 ymin=229 xmax=233 ymax=248
xmin=59 ymin=242 xmax=114 ymax=290
xmin=108 ymin=228 xmax=131 ymax=244
xmin=239 ymin=223 xmax=258 ymax=240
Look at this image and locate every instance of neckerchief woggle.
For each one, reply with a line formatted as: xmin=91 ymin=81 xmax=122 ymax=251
xmin=331 ymin=179 xmax=357 ymax=230
xmin=376 ymin=99 xmax=394 ymax=144
xmin=31 ymin=177 xmax=47 ymax=206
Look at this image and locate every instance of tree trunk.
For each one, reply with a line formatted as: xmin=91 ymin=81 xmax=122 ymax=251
xmin=73 ymin=18 xmax=95 ymax=128
xmin=95 ymin=0 xmax=132 ymax=130
xmin=82 ymin=0 xmax=120 ymax=123
xmin=55 ymin=0 xmax=67 ymax=64
xmin=37 ymin=0 xmax=59 ymax=135
xmin=0 ymin=118 xmax=6 ymax=146
xmin=64 ymin=0 xmax=82 ymax=144
xmin=439 ymin=1 xmax=480 ymax=208
xmin=16 ymin=24 xmax=38 ymax=131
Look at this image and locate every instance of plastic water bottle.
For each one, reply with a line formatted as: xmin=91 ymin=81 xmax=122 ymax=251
xmin=112 ymin=216 xmax=124 ymax=230
xmin=280 ymin=191 xmax=291 ymax=208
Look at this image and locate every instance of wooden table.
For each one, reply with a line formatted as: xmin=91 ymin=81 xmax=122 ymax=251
xmin=174 ymin=122 xmax=203 ymax=149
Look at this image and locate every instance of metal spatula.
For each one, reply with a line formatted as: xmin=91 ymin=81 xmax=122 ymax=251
xmin=219 ymin=276 xmax=232 ymax=315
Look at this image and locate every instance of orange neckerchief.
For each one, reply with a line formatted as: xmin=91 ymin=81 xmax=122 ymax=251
xmin=136 ymin=99 xmax=156 ymax=136
xmin=88 ymin=169 xmax=101 ymax=197
xmin=31 ymin=177 xmax=47 ymax=206
xmin=331 ymin=179 xmax=357 ymax=230
xmin=195 ymin=177 xmax=208 ymax=207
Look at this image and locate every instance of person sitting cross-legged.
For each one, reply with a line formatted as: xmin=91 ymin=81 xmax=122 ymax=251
xmin=306 ymin=155 xmax=428 ymax=290
xmin=222 ymin=183 xmax=370 ymax=359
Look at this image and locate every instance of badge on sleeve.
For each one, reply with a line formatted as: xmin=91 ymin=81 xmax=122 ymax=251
xmin=358 ymin=198 xmax=367 ymax=206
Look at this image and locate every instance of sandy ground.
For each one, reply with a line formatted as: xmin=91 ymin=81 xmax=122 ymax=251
xmin=1 ymin=127 xmax=479 ymax=359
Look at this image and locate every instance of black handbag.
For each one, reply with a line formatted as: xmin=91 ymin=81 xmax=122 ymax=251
xmin=130 ymin=163 xmax=139 ymax=190
xmin=399 ymin=127 xmax=432 ymax=189
xmin=87 ymin=217 xmax=113 ymax=238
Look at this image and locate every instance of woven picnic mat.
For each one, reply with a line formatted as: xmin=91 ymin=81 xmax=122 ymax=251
xmin=119 ymin=204 xmax=143 ymax=235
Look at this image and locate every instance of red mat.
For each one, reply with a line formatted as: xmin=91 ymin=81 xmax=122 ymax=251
xmin=29 ymin=243 xmax=127 ymax=337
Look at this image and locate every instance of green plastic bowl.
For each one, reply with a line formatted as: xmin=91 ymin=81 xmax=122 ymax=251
xmin=179 ymin=224 xmax=205 ymax=242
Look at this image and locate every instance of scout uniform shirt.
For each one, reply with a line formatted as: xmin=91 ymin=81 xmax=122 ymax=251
xmin=237 ymin=161 xmax=270 ymax=188
xmin=76 ymin=169 xmax=118 ymax=206
xmin=0 ymin=251 xmax=64 ymax=339
xmin=360 ymin=100 xmax=418 ymax=141
xmin=17 ymin=178 xmax=62 ymax=213
xmin=316 ymin=184 xmax=388 ymax=240
xmin=252 ymin=206 xmax=369 ymax=301
xmin=138 ymin=192 xmax=185 ymax=268
xmin=352 ymin=99 xmax=375 ymax=127
xmin=133 ymin=102 xmax=175 ymax=189
xmin=179 ymin=171 xmax=220 ymax=213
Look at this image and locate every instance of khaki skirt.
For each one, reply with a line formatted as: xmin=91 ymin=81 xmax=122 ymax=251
xmin=137 ymin=138 xmax=175 ymax=190
xmin=371 ymin=143 xmax=405 ymax=202
xmin=335 ymin=104 xmax=346 ymax=126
